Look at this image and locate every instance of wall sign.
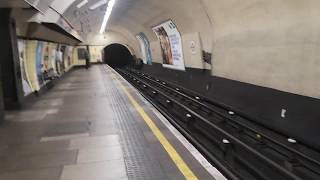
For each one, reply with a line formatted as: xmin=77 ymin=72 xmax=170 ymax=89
xmin=190 ymin=41 xmax=197 ymax=55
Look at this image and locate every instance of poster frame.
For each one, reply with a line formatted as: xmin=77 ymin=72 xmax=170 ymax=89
xmin=151 ymin=19 xmax=186 ymax=71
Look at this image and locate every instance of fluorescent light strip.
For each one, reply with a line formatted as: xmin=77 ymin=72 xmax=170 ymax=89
xmin=89 ymin=0 xmax=108 ymax=10
xmin=77 ymin=0 xmax=88 ymax=8
xmin=99 ymin=0 xmax=116 ymax=34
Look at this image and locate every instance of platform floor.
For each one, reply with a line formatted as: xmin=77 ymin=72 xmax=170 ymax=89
xmin=0 ymin=65 xmax=224 ymax=180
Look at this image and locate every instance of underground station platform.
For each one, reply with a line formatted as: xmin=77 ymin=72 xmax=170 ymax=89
xmin=0 ymin=65 xmax=224 ymax=180
xmin=1 ymin=1 xmax=320 ymax=179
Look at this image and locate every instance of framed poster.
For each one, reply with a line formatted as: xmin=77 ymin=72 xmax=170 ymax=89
xmin=36 ymin=41 xmax=44 ymax=86
xmin=43 ymin=42 xmax=50 ymax=73
xmin=77 ymin=48 xmax=87 ymax=60
xmin=17 ymin=39 xmax=32 ymax=96
xmin=59 ymin=45 xmax=66 ymax=73
xmin=152 ymin=20 xmax=185 ymax=71
xmin=50 ymin=44 xmax=57 ymax=74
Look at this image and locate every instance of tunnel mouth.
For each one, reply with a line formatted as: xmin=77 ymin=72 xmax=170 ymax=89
xmin=103 ymin=43 xmax=133 ymax=68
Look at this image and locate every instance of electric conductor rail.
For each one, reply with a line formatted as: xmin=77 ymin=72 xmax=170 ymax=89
xmin=114 ymin=67 xmax=320 ymax=180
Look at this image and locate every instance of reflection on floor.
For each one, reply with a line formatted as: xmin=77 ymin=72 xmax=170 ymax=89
xmin=0 ymin=65 xmax=218 ymax=180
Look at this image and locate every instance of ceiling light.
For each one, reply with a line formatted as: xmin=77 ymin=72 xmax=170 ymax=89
xmin=89 ymin=0 xmax=108 ymax=10
xmin=99 ymin=0 xmax=116 ymax=34
xmin=77 ymin=0 xmax=88 ymax=8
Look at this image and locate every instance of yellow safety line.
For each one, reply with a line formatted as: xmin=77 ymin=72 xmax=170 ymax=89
xmin=110 ymin=70 xmax=198 ymax=180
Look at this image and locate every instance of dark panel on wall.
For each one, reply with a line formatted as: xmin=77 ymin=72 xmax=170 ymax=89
xmin=77 ymin=48 xmax=86 ymax=60
xmin=140 ymin=63 xmax=320 ymax=150
xmin=0 ymin=9 xmax=24 ymax=110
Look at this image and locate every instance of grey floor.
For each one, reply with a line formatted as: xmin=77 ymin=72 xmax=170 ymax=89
xmin=0 ymin=65 xmax=215 ymax=180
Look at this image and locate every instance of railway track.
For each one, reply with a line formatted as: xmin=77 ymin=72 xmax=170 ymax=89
xmin=115 ymin=67 xmax=320 ymax=180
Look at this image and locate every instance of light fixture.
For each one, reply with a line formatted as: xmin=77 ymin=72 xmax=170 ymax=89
xmin=99 ymin=0 xmax=116 ymax=34
xmin=77 ymin=0 xmax=88 ymax=8
xmin=89 ymin=0 xmax=108 ymax=10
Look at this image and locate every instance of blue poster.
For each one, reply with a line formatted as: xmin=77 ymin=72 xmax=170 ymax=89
xmin=36 ymin=41 xmax=44 ymax=86
xmin=136 ymin=32 xmax=152 ymax=65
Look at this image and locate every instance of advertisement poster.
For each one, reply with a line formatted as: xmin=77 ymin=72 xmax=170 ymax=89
xmin=152 ymin=20 xmax=185 ymax=71
xmin=43 ymin=42 xmax=50 ymax=73
xmin=89 ymin=46 xmax=104 ymax=63
xmin=50 ymin=44 xmax=57 ymax=74
xmin=55 ymin=44 xmax=66 ymax=75
xmin=17 ymin=40 xmax=32 ymax=96
xmin=64 ymin=46 xmax=73 ymax=68
xmin=36 ymin=41 xmax=44 ymax=86
xmin=77 ymin=48 xmax=87 ymax=60
xmin=55 ymin=45 xmax=63 ymax=75
xmin=60 ymin=45 xmax=66 ymax=72
xmin=68 ymin=46 xmax=74 ymax=67
xmin=136 ymin=32 xmax=152 ymax=65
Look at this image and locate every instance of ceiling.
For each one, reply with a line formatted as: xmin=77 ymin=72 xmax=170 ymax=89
xmin=63 ymin=0 xmax=111 ymax=35
xmin=62 ymin=0 xmax=137 ymax=41
xmin=3 ymin=0 xmax=213 ymax=46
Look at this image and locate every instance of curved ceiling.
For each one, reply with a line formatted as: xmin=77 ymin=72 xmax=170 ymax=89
xmin=8 ymin=0 xmax=217 ymax=52
xmin=61 ymin=0 xmax=213 ymax=49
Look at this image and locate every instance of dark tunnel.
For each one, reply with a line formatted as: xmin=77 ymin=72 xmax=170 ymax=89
xmin=103 ymin=43 xmax=133 ymax=67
